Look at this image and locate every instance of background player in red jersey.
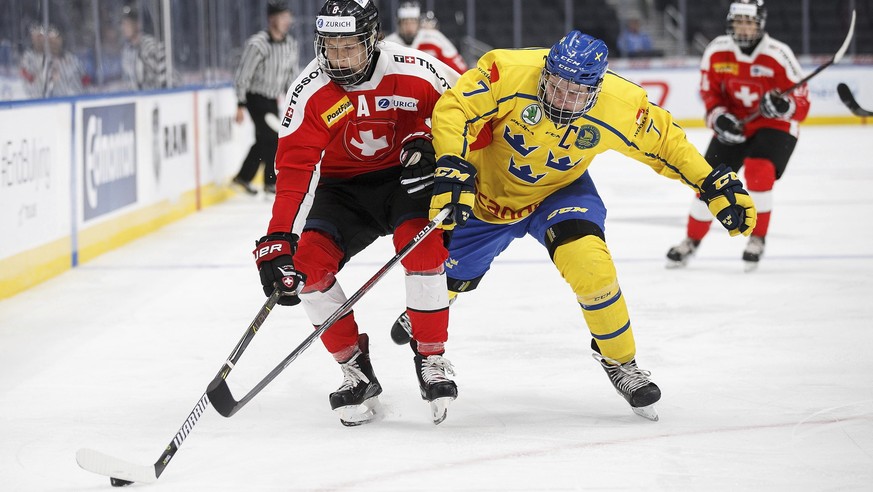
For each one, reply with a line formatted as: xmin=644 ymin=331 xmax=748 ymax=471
xmin=383 ymin=1 xmax=468 ymax=74
xmin=251 ymin=0 xmax=461 ymax=426
xmin=666 ymin=0 xmax=809 ymax=271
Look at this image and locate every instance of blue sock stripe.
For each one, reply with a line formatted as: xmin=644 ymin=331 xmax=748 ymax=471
xmin=591 ymin=320 xmax=631 ymax=340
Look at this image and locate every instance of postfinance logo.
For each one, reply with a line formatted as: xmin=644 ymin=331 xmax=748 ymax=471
xmin=321 ymin=97 xmax=354 ymax=127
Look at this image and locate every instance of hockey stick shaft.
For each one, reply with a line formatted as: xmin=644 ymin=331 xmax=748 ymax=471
xmin=76 ymin=289 xmax=284 ymax=485
xmin=742 ymin=10 xmax=855 ymax=124
xmin=837 ymin=83 xmax=873 ymax=117
xmin=206 ymin=206 xmax=453 ymax=418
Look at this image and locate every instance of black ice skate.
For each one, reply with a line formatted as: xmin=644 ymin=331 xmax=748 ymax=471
xmin=666 ymin=237 xmax=700 ymax=268
xmin=742 ymin=235 xmax=765 ymax=272
xmin=413 ymin=344 xmax=457 ymax=425
xmin=329 ymin=334 xmax=383 ymax=426
xmin=592 ymin=342 xmax=661 ymax=421
xmin=390 ymin=311 xmax=413 ymax=345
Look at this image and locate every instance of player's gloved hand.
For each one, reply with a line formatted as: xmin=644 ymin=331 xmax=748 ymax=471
xmin=430 ymin=155 xmax=477 ymax=230
xmin=699 ymin=164 xmax=757 ymax=237
xmin=708 ymin=108 xmax=746 ymax=145
xmin=252 ymin=233 xmax=306 ymax=306
xmin=759 ymin=90 xmax=796 ymax=120
xmin=400 ymin=137 xmax=437 ymax=198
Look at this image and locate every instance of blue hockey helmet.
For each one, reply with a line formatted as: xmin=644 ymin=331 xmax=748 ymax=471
xmin=538 ymin=31 xmax=608 ymax=125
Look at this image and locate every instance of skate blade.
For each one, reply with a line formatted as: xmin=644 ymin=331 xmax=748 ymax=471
xmin=743 ymin=261 xmax=759 ymax=273
xmin=429 ymin=396 xmax=455 ymax=425
xmin=632 ymin=404 xmax=659 ymax=421
xmin=336 ymin=397 xmax=383 ymax=427
xmin=665 ymin=259 xmax=687 ymax=269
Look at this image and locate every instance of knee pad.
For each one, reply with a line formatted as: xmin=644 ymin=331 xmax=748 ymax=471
xmin=743 ymin=158 xmax=776 ymax=192
xmin=295 ymin=230 xmax=343 ymax=292
xmin=553 ymin=235 xmax=617 ymax=300
xmin=395 ymin=218 xmax=448 ymax=273
xmin=544 ymin=219 xmax=604 ymax=259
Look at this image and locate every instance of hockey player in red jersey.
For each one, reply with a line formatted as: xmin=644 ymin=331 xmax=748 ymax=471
xmin=666 ymin=0 xmax=809 ymax=271
xmin=252 ymin=0 xmax=461 ymax=426
xmin=383 ymin=1 xmax=468 ymax=74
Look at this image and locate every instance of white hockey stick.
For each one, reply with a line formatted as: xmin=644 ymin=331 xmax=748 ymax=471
xmin=76 ymin=289 xmax=285 ymax=486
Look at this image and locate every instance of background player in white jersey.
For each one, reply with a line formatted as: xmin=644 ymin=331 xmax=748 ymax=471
xmin=399 ymin=30 xmax=756 ymax=421
xmin=383 ymin=1 xmax=468 ymax=74
xmin=252 ymin=0 xmax=461 ymax=426
xmin=666 ymin=0 xmax=809 ymax=271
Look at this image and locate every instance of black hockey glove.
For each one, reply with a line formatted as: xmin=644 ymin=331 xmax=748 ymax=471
xmin=400 ymin=138 xmax=437 ymax=198
xmin=430 ymin=155 xmax=477 ymax=230
xmin=699 ymin=165 xmax=757 ymax=237
xmin=709 ymin=109 xmax=746 ymax=145
xmin=759 ymin=90 xmax=796 ymax=120
xmin=253 ymin=233 xmax=306 ymax=306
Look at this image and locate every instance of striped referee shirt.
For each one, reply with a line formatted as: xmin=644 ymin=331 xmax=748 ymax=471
xmin=123 ymin=33 xmax=167 ymax=90
xmin=234 ymin=30 xmax=299 ymax=104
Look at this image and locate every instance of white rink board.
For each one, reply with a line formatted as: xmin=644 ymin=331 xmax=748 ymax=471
xmin=0 ymin=103 xmax=72 ymax=259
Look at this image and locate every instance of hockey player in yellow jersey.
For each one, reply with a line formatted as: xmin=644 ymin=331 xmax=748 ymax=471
xmin=393 ymin=30 xmax=757 ymax=420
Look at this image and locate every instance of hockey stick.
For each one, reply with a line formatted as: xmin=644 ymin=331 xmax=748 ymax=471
xmin=837 ymin=83 xmax=873 ymax=117
xmin=743 ymin=9 xmax=856 ymax=124
xmin=76 ymin=288 xmax=285 ymax=486
xmin=206 ymin=205 xmax=453 ymax=418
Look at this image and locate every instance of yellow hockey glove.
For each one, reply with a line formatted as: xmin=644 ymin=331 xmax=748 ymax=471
xmin=699 ymin=165 xmax=757 ymax=237
xmin=429 ymin=155 xmax=477 ymax=230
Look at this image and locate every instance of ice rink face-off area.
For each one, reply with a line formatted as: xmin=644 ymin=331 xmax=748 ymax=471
xmin=1 ymin=126 xmax=872 ymax=490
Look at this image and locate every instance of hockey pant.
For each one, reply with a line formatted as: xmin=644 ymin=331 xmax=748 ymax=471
xmin=553 ymin=235 xmax=636 ymax=364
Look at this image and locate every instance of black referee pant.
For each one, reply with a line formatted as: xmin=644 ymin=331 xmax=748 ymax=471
xmin=235 ymin=93 xmax=278 ymax=187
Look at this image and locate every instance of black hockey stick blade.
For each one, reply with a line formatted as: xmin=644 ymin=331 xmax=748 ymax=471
xmin=206 ymin=377 xmax=241 ymax=417
xmin=837 ymin=83 xmax=873 ymax=117
xmin=205 ymin=206 xmax=454 ymax=418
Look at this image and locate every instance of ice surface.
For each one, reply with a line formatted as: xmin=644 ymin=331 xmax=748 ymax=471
xmin=1 ymin=126 xmax=871 ymax=491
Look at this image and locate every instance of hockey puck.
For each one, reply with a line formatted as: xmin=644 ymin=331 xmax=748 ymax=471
xmin=110 ymin=477 xmax=134 ymax=487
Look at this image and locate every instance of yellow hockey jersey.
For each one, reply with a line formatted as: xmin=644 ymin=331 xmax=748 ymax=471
xmin=432 ymin=48 xmax=713 ymax=224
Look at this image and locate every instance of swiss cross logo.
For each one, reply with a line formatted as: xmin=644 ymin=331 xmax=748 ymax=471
xmin=282 ymin=276 xmax=296 ymax=287
xmin=343 ymin=119 xmax=396 ymax=161
xmin=285 ymin=106 xmax=294 ymax=118
xmin=733 ymin=85 xmax=760 ymax=107
xmin=394 ymin=54 xmax=417 ymax=64
xmin=405 ymin=55 xmax=416 ymax=63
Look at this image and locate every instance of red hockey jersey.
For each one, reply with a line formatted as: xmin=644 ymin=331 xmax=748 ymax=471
xmin=700 ymin=33 xmax=810 ymax=137
xmin=268 ymin=43 xmax=460 ymax=235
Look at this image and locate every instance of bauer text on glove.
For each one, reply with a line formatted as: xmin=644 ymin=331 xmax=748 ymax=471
xmin=253 ymin=233 xmax=306 ymax=306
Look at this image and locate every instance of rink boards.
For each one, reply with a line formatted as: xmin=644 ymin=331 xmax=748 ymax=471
xmin=0 ymin=86 xmax=252 ymax=299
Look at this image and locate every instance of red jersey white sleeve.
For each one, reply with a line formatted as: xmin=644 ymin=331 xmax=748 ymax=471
xmin=267 ymin=43 xmax=460 ymax=236
xmin=384 ymin=29 xmax=468 ymax=74
xmin=700 ymin=33 xmax=810 ymax=137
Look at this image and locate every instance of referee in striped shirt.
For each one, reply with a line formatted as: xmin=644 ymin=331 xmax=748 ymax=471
xmin=233 ymin=0 xmax=300 ymax=195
